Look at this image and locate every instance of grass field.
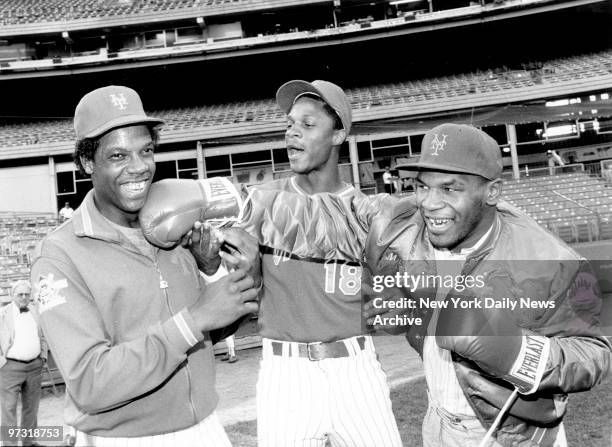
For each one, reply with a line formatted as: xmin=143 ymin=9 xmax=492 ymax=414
xmin=226 ymin=376 xmax=612 ymax=446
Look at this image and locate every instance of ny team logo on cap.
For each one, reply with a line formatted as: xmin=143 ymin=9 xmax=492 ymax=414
xmin=74 ymin=85 xmax=164 ymax=140
xmin=430 ymin=133 xmax=448 ymax=156
xmin=394 ymin=123 xmax=503 ymax=179
xmin=110 ymin=93 xmax=128 ymax=110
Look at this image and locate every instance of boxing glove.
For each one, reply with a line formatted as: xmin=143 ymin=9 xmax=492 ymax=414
xmin=435 ymin=298 xmax=550 ymax=394
xmin=140 ymin=177 xmax=243 ymax=248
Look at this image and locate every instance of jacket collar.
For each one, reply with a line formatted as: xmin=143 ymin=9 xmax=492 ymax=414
xmin=71 ymin=190 xmax=150 ymax=257
xmin=72 ymin=190 xmax=123 ymax=243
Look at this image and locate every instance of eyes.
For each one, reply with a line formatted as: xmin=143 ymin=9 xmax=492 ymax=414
xmin=286 ymin=119 xmax=316 ymax=129
xmin=108 ymin=146 xmax=154 ymax=161
xmin=416 ymin=183 xmax=460 ymax=193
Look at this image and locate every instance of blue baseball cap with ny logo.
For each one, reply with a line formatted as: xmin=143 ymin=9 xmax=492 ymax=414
xmin=397 ymin=123 xmax=503 ymax=180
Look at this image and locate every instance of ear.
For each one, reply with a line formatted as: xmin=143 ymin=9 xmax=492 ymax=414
xmin=81 ymin=156 xmax=94 ymax=175
xmin=332 ymin=129 xmax=346 ymax=147
xmin=485 ymin=178 xmax=503 ymax=205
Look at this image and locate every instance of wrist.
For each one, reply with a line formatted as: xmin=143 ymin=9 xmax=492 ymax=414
xmin=502 ymin=334 xmax=550 ymax=394
xmin=200 ymin=264 xmax=229 ymax=282
xmin=187 ymin=303 xmax=214 ymax=333
xmin=198 ymin=257 xmax=222 ymax=276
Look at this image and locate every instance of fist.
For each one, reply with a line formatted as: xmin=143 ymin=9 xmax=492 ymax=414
xmin=140 ymin=178 xmax=242 ymax=248
xmin=436 ymin=297 xmax=550 ymax=394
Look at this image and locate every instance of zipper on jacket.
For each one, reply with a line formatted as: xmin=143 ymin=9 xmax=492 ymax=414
xmin=153 ymin=252 xmax=198 ymax=424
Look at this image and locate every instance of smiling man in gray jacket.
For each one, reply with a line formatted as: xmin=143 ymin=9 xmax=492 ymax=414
xmin=30 ymin=86 xmax=260 ymax=447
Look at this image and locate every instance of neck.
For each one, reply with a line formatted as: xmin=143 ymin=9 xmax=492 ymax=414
xmin=295 ymin=171 xmax=345 ymax=194
xmin=452 ymin=209 xmax=496 ymax=252
xmin=295 ymin=164 xmax=344 ymax=195
xmin=93 ymin=193 xmax=140 ymax=228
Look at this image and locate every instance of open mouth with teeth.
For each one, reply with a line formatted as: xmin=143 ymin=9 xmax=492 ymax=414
xmin=425 ymin=216 xmax=453 ymax=232
xmin=121 ymin=181 xmax=148 ymax=196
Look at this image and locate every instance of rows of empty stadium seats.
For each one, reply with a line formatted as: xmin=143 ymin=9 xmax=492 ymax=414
xmin=0 ymin=0 xmax=273 ymax=25
xmin=0 ymin=50 xmax=610 ymax=149
xmin=0 ymin=213 xmax=58 ymax=298
xmin=503 ymin=172 xmax=612 ymax=244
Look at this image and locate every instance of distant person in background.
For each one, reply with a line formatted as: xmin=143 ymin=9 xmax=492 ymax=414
xmin=221 ymin=335 xmax=237 ymax=363
xmin=0 ymin=280 xmax=47 ymax=447
xmin=547 ymin=149 xmax=565 ymax=175
xmin=383 ymin=166 xmax=395 ymax=193
xmin=58 ymin=202 xmax=74 ymax=222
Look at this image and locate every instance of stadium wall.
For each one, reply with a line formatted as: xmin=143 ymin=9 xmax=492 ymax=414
xmin=0 ymin=164 xmax=55 ymax=213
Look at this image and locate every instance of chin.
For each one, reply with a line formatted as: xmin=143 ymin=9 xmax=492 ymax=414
xmin=289 ymin=163 xmax=308 ymax=175
xmin=429 ymin=234 xmax=456 ymax=250
xmin=122 ymin=199 xmax=147 ymax=214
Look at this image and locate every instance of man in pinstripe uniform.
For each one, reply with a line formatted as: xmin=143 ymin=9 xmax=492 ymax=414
xmin=190 ymin=80 xmax=403 ymax=446
xmin=138 ymin=80 xmax=405 ymax=446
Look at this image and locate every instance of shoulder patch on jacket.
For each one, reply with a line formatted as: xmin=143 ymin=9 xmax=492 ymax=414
xmin=34 ymin=273 xmax=68 ymax=313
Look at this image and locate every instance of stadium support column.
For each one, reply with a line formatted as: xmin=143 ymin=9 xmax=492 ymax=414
xmin=507 ymin=124 xmax=520 ymax=180
xmin=349 ymin=135 xmax=360 ymax=189
xmin=197 ymin=141 xmax=205 ymax=179
xmin=49 ymin=156 xmax=58 ymax=216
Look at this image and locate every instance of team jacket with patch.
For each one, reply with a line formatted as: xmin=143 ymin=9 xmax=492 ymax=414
xmin=245 ymin=190 xmax=611 ymax=446
xmin=369 ymin=200 xmax=611 ymax=446
xmin=30 ymin=190 xmax=217 ymax=437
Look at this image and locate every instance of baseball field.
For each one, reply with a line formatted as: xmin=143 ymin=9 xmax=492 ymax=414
xmin=30 ymin=334 xmax=611 ymax=446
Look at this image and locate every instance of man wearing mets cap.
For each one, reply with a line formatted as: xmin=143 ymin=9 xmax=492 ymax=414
xmin=361 ymin=123 xmax=611 ymax=446
xmin=144 ymin=79 xmax=403 ymax=446
xmin=238 ymin=79 xmax=403 ymax=446
xmin=30 ymin=85 xmax=260 ymax=446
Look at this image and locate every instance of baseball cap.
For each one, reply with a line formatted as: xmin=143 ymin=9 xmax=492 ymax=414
xmin=276 ymin=80 xmax=352 ymax=134
xmin=396 ymin=123 xmax=502 ymax=180
xmin=74 ymin=85 xmax=164 ymax=140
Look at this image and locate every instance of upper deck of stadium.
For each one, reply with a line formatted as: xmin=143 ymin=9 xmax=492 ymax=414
xmin=0 ymin=49 xmax=610 ymax=161
xmin=0 ymin=0 xmax=605 ymax=78
xmin=0 ymin=0 xmax=322 ymax=28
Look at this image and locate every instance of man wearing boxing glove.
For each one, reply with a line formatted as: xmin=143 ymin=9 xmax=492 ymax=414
xmin=362 ymin=124 xmax=611 ymax=446
xmin=138 ymin=115 xmax=611 ymax=445
xmin=140 ymin=80 xmax=404 ymax=447
xmin=30 ymin=86 xmax=260 ymax=446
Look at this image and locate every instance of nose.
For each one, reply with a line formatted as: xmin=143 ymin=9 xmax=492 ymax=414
xmin=418 ymin=187 xmax=444 ymax=212
xmin=286 ymin=123 xmax=300 ymax=139
xmin=126 ymin=153 xmax=149 ymax=174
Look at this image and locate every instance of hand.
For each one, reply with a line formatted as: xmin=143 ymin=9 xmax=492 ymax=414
xmin=436 ymin=297 xmax=550 ymax=394
xmin=218 ymin=228 xmax=262 ymax=288
xmin=189 ymin=268 xmax=259 ymax=332
xmin=181 ymin=221 xmax=223 ymax=275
